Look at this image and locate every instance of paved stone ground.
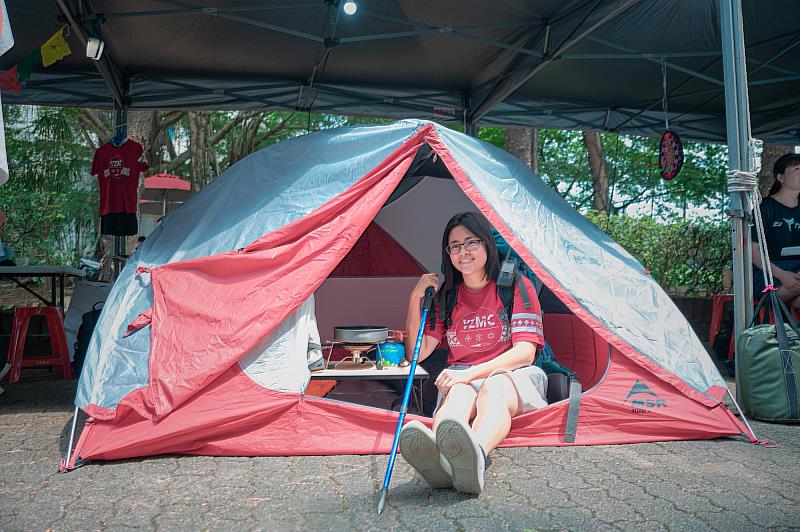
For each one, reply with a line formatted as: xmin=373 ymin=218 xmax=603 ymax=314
xmin=0 ymin=380 xmax=798 ymax=531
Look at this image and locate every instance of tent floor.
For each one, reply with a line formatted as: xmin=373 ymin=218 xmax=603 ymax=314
xmin=325 ymin=379 xmax=403 ymax=411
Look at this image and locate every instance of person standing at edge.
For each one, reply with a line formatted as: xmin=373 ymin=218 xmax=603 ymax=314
xmin=752 ymin=153 xmax=800 ymax=308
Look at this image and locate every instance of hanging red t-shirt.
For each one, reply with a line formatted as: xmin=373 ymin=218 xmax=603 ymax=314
xmin=91 ymin=140 xmax=149 ymax=215
xmin=426 ymin=278 xmax=544 ymax=366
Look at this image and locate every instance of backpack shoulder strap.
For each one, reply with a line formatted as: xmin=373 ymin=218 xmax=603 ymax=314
xmin=515 ymin=272 xmax=531 ymax=310
xmin=431 ymin=285 xmax=459 ymax=330
xmin=497 ymin=282 xmax=514 ymax=323
xmin=498 ymin=272 xmax=531 ymax=322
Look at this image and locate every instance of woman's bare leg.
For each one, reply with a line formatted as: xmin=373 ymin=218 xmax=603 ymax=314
xmin=433 ymin=383 xmax=477 ymax=431
xmin=471 ymin=375 xmax=520 ymax=454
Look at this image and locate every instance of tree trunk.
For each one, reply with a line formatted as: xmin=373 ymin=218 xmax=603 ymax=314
xmin=582 ymin=130 xmax=610 ymax=213
xmin=128 ymin=110 xmax=159 ymax=171
xmin=188 ymin=111 xmax=212 ymax=192
xmin=758 ymin=144 xmax=794 ymax=196
xmin=530 ymin=128 xmax=539 ymax=175
xmin=504 ymin=127 xmax=534 ymax=169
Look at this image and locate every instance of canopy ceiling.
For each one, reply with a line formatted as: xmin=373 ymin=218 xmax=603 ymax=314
xmin=3 ymin=0 xmax=800 ymax=143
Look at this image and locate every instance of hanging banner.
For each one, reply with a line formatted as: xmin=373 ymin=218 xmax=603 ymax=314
xmin=41 ymin=27 xmax=71 ymax=67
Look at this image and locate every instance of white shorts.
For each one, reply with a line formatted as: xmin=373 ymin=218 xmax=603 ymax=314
xmin=437 ymin=364 xmax=549 ymax=415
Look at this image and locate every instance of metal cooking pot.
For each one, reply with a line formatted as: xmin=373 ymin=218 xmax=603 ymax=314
xmin=333 ymin=326 xmax=389 ymax=344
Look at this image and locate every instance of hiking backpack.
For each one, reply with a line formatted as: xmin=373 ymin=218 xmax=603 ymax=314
xmin=73 ymin=301 xmax=104 ymax=377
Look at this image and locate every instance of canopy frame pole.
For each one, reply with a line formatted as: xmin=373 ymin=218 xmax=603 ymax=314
xmin=55 ymin=0 xmax=126 ymax=108
xmin=720 ymin=0 xmax=754 ymax=408
xmin=112 ymin=91 xmax=130 ymax=279
xmin=468 ymin=0 xmax=640 ymax=124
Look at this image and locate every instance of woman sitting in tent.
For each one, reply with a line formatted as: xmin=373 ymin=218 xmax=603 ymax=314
xmin=399 ymin=211 xmax=547 ymax=495
xmin=752 ymin=153 xmax=800 ymax=308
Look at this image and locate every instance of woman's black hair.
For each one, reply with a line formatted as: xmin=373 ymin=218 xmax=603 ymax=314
xmin=767 ymin=153 xmax=800 ymax=196
xmin=440 ymin=211 xmax=500 ymax=294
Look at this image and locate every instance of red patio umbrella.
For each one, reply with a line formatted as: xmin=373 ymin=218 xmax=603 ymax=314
xmin=139 ymin=173 xmax=192 ymax=217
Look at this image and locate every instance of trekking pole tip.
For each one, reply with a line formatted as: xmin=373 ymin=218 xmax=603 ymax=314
xmin=377 ymin=488 xmax=387 ymax=515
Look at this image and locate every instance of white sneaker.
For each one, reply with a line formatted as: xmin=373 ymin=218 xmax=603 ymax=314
xmin=399 ymin=420 xmax=452 ymax=489
xmin=436 ymin=418 xmax=485 ymax=494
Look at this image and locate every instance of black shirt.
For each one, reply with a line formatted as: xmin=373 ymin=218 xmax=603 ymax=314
xmin=751 ymin=196 xmax=800 ymax=262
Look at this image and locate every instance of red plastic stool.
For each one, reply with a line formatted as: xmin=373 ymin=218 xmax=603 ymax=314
xmin=5 ymin=307 xmax=72 ymax=384
xmin=708 ymin=295 xmax=734 ymax=356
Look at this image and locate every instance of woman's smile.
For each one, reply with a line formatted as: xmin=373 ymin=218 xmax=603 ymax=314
xmin=448 ymin=225 xmax=488 ymax=283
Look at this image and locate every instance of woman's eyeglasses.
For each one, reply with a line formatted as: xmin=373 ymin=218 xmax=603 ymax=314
xmin=445 ymin=238 xmax=483 ymax=255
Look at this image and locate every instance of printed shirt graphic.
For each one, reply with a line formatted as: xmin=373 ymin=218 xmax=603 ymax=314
xmin=751 ymin=196 xmax=800 ymax=261
xmin=427 ymin=278 xmax=543 ymax=366
xmin=91 ymin=141 xmax=149 ymax=215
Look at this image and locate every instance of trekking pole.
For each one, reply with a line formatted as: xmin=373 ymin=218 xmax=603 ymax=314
xmin=377 ymin=286 xmax=435 ymax=515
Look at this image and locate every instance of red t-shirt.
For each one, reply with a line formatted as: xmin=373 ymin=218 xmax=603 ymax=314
xmin=426 ymin=278 xmax=544 ymax=366
xmin=91 ymin=141 xmax=149 ymax=215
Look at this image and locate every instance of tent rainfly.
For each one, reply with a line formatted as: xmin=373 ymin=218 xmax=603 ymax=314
xmin=64 ymin=121 xmax=753 ymax=468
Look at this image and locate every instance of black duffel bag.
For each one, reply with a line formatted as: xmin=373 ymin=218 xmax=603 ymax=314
xmin=73 ymin=301 xmax=104 ymax=377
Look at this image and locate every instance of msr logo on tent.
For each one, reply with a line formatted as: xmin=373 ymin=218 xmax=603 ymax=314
xmin=624 ymin=380 xmax=667 ymax=414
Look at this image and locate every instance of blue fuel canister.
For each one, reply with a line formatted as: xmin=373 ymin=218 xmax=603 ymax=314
xmin=376 ymin=341 xmax=404 ymax=367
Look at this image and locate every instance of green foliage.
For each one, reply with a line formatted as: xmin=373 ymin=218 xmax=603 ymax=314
xmin=585 ymin=211 xmax=731 ymax=295
xmin=538 ymin=129 xmax=589 ymax=199
xmin=477 ymin=127 xmax=504 ymax=148
xmin=0 ymin=105 xmax=97 ymax=265
xmin=599 ymin=133 xmax=729 ymax=218
xmin=477 ymin=126 xmax=729 ymax=217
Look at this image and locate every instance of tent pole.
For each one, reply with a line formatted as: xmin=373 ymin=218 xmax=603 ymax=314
xmin=720 ymin=0 xmax=754 ymax=410
xmin=63 ymin=406 xmax=79 ymax=471
xmin=726 ymin=389 xmax=760 ymax=442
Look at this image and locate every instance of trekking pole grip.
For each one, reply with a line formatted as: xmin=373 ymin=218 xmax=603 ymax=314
xmin=422 ymin=286 xmax=435 ymax=313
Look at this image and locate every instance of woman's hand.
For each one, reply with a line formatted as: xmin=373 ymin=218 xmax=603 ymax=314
xmin=410 ymin=273 xmax=440 ymax=301
xmin=435 ymin=367 xmax=475 ymax=395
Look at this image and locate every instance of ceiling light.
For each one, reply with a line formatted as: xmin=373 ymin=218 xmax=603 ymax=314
xmin=343 ymin=0 xmax=357 ymax=15
xmin=86 ymin=37 xmax=105 ymax=61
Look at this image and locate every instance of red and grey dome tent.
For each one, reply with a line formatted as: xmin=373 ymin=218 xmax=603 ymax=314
xmin=64 ymin=121 xmax=753 ymax=468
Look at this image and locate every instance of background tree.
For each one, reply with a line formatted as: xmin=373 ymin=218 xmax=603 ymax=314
xmin=582 ymin=131 xmax=610 ymax=213
xmin=503 ymin=127 xmax=538 ymax=174
xmin=0 ymin=106 xmax=97 ymax=267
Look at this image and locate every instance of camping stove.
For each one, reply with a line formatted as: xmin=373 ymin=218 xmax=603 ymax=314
xmin=321 ymin=341 xmax=380 ymax=369
xmin=338 ymin=344 xmax=376 ymax=367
